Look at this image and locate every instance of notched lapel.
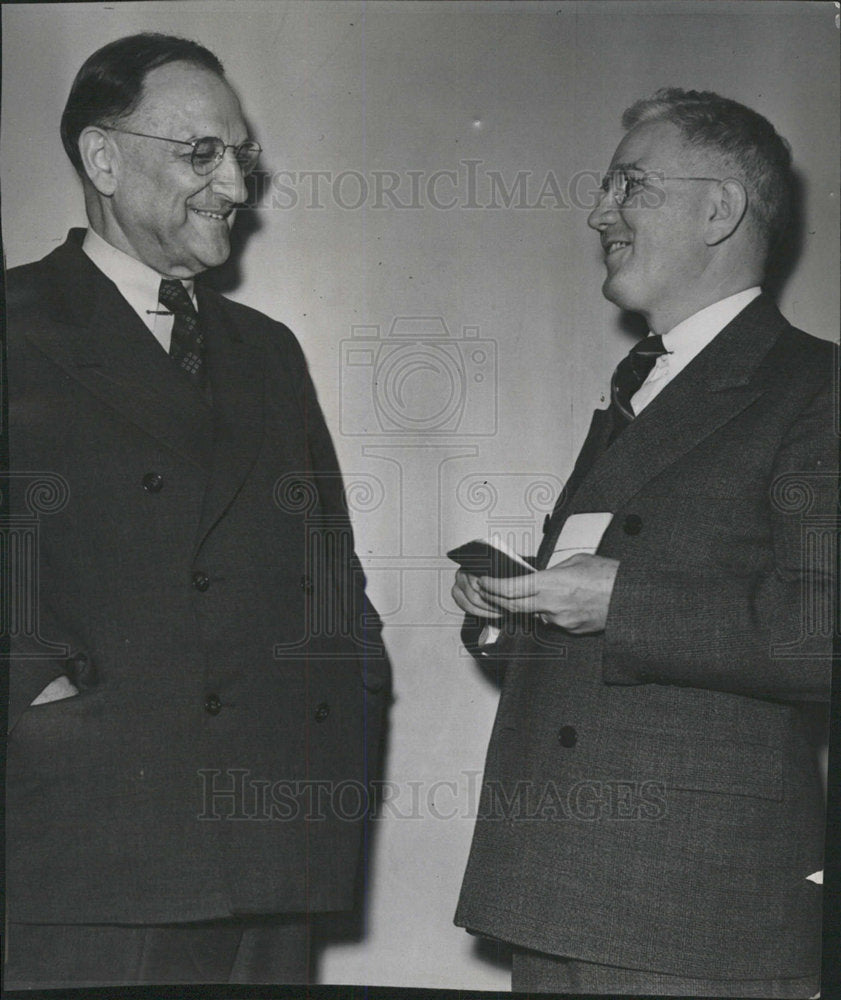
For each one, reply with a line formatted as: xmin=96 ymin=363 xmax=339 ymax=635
xmin=537 ymin=407 xmax=612 ymax=568
xmin=192 ymin=290 xmax=265 ymax=556
xmin=571 ymin=380 xmax=765 ymax=514
xmin=24 ymin=238 xmax=213 ymax=470
xmin=567 ymin=296 xmax=785 ymax=514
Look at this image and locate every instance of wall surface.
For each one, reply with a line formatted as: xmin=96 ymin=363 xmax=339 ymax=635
xmin=2 ymin=1 xmax=838 ymax=989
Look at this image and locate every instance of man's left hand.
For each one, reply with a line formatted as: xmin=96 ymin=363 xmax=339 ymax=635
xmin=476 ymin=553 xmax=620 ymax=634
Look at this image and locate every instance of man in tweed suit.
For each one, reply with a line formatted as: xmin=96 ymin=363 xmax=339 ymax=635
xmin=452 ymin=89 xmax=834 ymax=996
xmin=5 ymin=33 xmax=389 ymax=987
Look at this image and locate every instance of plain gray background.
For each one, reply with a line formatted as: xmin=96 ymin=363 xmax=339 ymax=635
xmin=2 ymin=1 xmax=838 ymax=989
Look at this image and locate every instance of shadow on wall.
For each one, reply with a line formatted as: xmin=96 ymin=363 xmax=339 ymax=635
xmin=764 ymin=168 xmax=806 ymax=305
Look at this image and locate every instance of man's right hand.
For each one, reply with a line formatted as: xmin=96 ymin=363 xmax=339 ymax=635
xmin=451 ymin=569 xmax=504 ymax=620
xmin=30 ymin=675 xmax=80 ymax=705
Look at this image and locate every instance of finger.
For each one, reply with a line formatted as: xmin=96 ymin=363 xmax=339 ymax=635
xmin=451 ymin=582 xmax=504 ymax=618
xmin=455 ymin=570 xmax=490 ymax=604
xmin=455 ymin=569 xmax=482 ymax=595
xmin=477 ymin=573 xmax=539 ymax=599
xmin=480 ymin=593 xmax=541 ymax=615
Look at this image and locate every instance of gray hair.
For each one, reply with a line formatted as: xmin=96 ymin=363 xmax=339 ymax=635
xmin=623 ymin=88 xmax=793 ymax=258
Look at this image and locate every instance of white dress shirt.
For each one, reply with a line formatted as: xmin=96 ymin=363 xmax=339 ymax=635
xmin=82 ymin=228 xmax=196 ymax=354
xmin=631 ymin=287 xmax=762 ymax=415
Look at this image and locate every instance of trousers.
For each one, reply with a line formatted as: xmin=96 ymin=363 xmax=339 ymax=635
xmin=4 ymin=914 xmax=311 ymax=988
xmin=512 ymin=947 xmax=820 ymax=997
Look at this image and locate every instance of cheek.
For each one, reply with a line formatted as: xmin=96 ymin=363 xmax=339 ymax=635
xmin=634 ymin=223 xmax=685 ymax=269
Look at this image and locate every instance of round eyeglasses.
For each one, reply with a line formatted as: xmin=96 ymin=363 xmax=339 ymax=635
xmin=97 ymin=125 xmax=262 ymax=176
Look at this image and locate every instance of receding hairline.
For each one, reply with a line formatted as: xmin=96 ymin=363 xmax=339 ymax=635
xmin=109 ymin=58 xmax=237 ymax=118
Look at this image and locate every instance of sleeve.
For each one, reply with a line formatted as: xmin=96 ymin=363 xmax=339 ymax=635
xmin=282 ymin=328 xmax=391 ymax=694
xmin=601 ymin=379 xmax=837 ymax=702
xmin=460 ymin=556 xmax=538 ymax=663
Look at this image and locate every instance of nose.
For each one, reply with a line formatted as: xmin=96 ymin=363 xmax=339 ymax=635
xmin=210 ymin=147 xmax=248 ymax=204
xmin=587 ymin=185 xmax=618 ymax=231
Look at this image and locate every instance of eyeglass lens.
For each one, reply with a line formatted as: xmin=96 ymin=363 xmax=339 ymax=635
xmin=600 ymin=169 xmax=659 ymax=205
xmin=192 ymin=137 xmax=261 ymax=175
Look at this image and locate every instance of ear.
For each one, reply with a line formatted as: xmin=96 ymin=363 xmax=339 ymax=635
xmin=704 ymin=178 xmax=748 ymax=246
xmin=78 ymin=126 xmax=120 ymax=196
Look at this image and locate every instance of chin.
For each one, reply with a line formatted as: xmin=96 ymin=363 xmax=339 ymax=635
xmin=602 ymin=277 xmax=627 ymax=309
xmin=602 ymin=276 xmax=642 ymax=314
xmin=196 ymin=241 xmax=233 ymax=272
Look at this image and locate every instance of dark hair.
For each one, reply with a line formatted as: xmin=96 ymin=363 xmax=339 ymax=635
xmin=60 ymin=33 xmax=225 ymax=174
xmin=622 ymin=88 xmax=794 ymax=258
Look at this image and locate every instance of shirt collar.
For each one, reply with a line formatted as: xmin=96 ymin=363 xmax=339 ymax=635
xmin=660 ymin=287 xmax=762 ymax=358
xmin=82 ymin=228 xmax=196 ymax=319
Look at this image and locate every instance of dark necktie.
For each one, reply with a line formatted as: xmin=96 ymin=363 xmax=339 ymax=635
xmin=158 ymin=279 xmax=205 ymax=386
xmin=609 ymin=334 xmax=669 ymax=441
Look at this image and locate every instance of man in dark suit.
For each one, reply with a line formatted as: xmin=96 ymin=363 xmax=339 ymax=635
xmin=452 ymin=89 xmax=835 ymax=995
xmin=4 ymin=33 xmax=389 ymax=987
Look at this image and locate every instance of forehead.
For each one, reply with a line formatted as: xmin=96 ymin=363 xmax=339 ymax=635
xmin=608 ymin=119 xmax=695 ymax=172
xmin=130 ymin=61 xmax=245 ymax=136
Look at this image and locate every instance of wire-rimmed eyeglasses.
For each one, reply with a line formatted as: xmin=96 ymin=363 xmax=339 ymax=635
xmin=600 ymin=168 xmax=724 ymax=207
xmin=97 ymin=125 xmax=262 ymax=176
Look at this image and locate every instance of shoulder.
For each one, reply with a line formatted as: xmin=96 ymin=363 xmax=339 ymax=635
xmin=5 ymin=231 xmax=94 ymax=326
xmin=197 ymin=284 xmax=308 ymax=379
xmin=199 ymin=284 xmax=307 ymax=362
xmin=770 ymin=320 xmax=836 ymax=386
xmin=745 ymin=294 xmax=836 ymax=390
xmin=6 ymin=255 xmax=55 ymax=318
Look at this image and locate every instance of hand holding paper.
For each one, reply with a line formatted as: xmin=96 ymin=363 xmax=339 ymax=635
xmin=477 ymin=553 xmax=619 ymax=634
xmin=469 ymin=513 xmax=618 ymax=634
xmin=450 ymin=516 xmax=618 ymax=633
xmin=449 ymin=536 xmax=533 ymax=621
xmin=451 ymin=567 xmax=505 ymax=620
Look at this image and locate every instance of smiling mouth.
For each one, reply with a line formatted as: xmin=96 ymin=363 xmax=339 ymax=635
xmin=604 ymin=239 xmax=631 ymax=256
xmin=190 ymin=207 xmax=232 ymax=222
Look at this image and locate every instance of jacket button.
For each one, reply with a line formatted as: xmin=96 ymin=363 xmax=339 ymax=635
xmin=623 ymin=514 xmax=643 ymax=535
xmin=300 ymin=575 xmax=314 ymax=594
xmin=66 ymin=651 xmax=97 ymax=687
xmin=204 ymin=694 xmax=222 ymax=715
xmin=314 ymin=702 xmax=330 ymax=722
xmin=558 ymin=725 xmax=577 ymax=748
xmin=192 ymin=571 xmax=210 ymax=592
xmin=142 ymin=472 xmax=164 ymax=493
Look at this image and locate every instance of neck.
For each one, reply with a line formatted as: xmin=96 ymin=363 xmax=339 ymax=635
xmin=647 ymin=276 xmax=761 ymax=336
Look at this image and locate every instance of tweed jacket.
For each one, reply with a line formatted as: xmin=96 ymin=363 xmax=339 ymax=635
xmin=455 ymin=294 xmax=836 ymax=979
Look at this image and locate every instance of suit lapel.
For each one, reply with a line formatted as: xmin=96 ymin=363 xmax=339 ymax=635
xmin=23 ymin=233 xmax=268 ymax=555
xmin=191 ymin=286 xmax=265 ymax=557
xmin=541 ymin=294 xmax=788 ymax=558
xmin=25 ymin=233 xmax=213 ymax=470
xmin=536 ymin=407 xmax=612 ymax=567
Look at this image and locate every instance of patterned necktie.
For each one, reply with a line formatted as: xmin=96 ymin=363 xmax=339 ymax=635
xmin=158 ymin=279 xmax=205 ymax=386
xmin=609 ymin=334 xmax=669 ymax=440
